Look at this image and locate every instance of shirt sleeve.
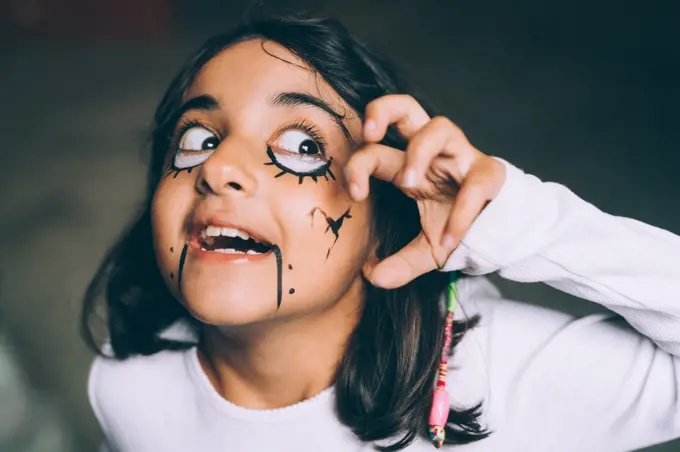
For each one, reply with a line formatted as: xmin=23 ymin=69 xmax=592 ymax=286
xmin=89 ymin=356 xmax=121 ymax=452
xmin=442 ymin=158 xmax=680 ymax=450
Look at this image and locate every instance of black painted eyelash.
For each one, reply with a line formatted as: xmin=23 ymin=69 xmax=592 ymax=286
xmin=264 ymin=146 xmax=335 ymax=185
xmin=165 ymin=164 xmax=197 ymax=179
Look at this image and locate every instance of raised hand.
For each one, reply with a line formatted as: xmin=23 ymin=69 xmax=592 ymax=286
xmin=345 ymin=95 xmax=506 ymax=289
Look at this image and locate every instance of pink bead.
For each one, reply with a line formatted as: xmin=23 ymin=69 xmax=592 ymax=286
xmin=429 ymin=389 xmax=449 ymax=425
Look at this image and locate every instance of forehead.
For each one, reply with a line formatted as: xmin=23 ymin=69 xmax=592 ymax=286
xmin=186 ymin=39 xmax=355 ymax=120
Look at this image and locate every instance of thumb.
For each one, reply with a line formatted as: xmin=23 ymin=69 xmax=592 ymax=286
xmin=363 ymin=232 xmax=438 ymax=289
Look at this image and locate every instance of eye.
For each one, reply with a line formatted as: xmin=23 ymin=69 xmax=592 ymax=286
xmin=173 ymin=126 xmax=220 ymax=170
xmin=276 ymin=130 xmax=321 ymax=156
xmin=265 ymin=128 xmax=335 ymax=185
xmin=179 ymin=126 xmax=220 ymax=152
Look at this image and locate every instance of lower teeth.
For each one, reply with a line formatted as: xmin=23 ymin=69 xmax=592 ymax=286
xmin=201 ymin=248 xmax=261 ymax=255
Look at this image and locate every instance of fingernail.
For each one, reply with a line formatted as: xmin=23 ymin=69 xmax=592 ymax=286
xmin=401 ymin=169 xmax=417 ymax=188
xmin=441 ymin=234 xmax=456 ymax=250
xmin=350 ymin=183 xmax=362 ymax=200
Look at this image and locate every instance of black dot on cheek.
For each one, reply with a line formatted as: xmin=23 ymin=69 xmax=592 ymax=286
xmin=289 ymin=288 xmax=295 ymax=294
xmin=288 ymin=264 xmax=293 ymax=270
xmin=170 ymin=273 xmax=174 ymax=280
xmin=170 ymin=247 xmax=174 ymax=253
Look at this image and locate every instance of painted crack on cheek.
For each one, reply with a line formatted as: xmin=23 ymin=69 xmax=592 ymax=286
xmin=310 ymin=206 xmax=352 ymax=260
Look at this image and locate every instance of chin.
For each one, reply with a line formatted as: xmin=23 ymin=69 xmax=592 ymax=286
xmin=180 ymin=283 xmax=278 ymax=326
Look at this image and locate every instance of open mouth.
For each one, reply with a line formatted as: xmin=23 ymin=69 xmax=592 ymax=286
xmin=197 ymin=226 xmax=272 ymax=255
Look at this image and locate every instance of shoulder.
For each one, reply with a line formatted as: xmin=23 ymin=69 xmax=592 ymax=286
xmin=448 ymin=275 xmax=578 ymax=410
xmin=456 ymin=274 xmax=641 ymax=377
xmin=452 ymin=275 xmax=662 ymax=450
xmin=454 ymin=275 xmax=578 ymax=359
xmin=89 ymin=346 xmax=192 ymax=399
xmin=88 ymin=347 xmax=196 ymax=438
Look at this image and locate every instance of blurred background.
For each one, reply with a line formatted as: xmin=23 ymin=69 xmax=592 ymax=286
xmin=0 ymin=0 xmax=678 ymax=450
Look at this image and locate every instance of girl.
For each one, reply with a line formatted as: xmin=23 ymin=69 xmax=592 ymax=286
xmin=82 ymin=16 xmax=680 ymax=452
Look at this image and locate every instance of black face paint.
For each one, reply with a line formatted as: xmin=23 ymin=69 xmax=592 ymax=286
xmin=310 ymin=206 xmax=352 ymax=259
xmin=177 ymin=243 xmax=189 ymax=292
xmin=272 ymin=245 xmax=283 ymax=309
xmin=264 ymin=147 xmax=335 ymax=185
xmin=165 ymin=166 xmax=194 ymax=179
xmin=289 ymin=288 xmax=295 ymax=294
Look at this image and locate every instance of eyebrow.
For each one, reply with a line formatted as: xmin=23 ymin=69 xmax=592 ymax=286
xmin=176 ymin=92 xmax=356 ymax=146
xmin=176 ymin=95 xmax=220 ymax=118
xmin=272 ymin=92 xmax=355 ymax=145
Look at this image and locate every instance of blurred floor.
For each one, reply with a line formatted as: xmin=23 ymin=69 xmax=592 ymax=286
xmin=0 ymin=0 xmax=678 ymax=450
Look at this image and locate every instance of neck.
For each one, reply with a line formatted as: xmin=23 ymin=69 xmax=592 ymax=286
xmin=198 ymin=279 xmax=363 ymax=410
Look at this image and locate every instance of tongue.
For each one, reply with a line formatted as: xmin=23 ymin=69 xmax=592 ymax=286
xmin=201 ymin=236 xmax=270 ymax=253
xmin=203 ymin=236 xmax=246 ymax=251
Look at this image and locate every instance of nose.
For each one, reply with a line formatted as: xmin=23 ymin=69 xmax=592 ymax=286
xmin=195 ymin=137 xmax=258 ymax=197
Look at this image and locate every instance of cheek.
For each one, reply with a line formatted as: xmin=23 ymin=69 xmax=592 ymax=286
xmin=150 ymin=177 xmax=195 ymax=286
xmin=274 ymin=181 xmax=372 ymax=308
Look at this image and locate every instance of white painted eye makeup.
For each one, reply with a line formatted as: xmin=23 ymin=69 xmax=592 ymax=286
xmin=166 ymin=124 xmax=220 ymax=178
xmin=265 ymin=127 xmax=335 ymax=184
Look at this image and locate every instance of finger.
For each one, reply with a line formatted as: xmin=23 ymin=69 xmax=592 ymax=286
xmin=399 ymin=116 xmax=459 ymax=188
xmin=363 ymin=94 xmax=430 ymax=143
xmin=364 ymin=232 xmax=438 ymax=289
xmin=344 ymin=143 xmax=405 ymax=201
xmin=440 ymin=172 xmax=493 ymax=252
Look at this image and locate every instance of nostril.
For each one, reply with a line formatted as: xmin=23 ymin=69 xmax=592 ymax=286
xmin=196 ymin=172 xmax=245 ymax=195
xmin=198 ymin=178 xmax=215 ymax=195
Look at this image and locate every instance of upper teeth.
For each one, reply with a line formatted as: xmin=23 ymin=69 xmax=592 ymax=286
xmin=204 ymin=226 xmax=251 ymax=240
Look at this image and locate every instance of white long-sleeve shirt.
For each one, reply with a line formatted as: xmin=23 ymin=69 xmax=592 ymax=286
xmin=88 ymin=158 xmax=680 ymax=451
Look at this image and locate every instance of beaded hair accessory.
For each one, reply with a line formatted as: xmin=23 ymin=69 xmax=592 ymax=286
xmin=428 ymin=272 xmax=459 ymax=448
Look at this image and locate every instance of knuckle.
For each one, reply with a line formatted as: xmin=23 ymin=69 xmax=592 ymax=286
xmin=432 ymin=116 xmax=463 ymax=138
xmin=398 ymin=94 xmax=417 ymax=104
xmin=368 ymin=94 xmax=408 ymax=109
xmin=407 ymin=121 xmax=445 ymax=154
xmin=347 ymin=147 xmax=370 ymax=165
xmin=407 ymin=132 xmax=427 ymax=151
xmin=364 ymin=99 xmax=380 ymax=116
xmin=367 ymin=94 xmax=401 ymax=109
xmin=356 ymin=144 xmax=381 ymax=163
xmin=431 ymin=115 xmax=453 ymax=129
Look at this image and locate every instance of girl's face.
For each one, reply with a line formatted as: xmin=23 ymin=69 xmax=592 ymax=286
xmin=151 ymin=39 xmax=371 ymax=326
